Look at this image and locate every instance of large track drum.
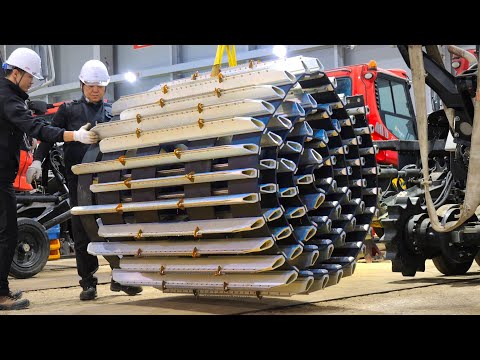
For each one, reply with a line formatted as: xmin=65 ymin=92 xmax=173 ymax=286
xmin=71 ymin=57 xmax=378 ymax=297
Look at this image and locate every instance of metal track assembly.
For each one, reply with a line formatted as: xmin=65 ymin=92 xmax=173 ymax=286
xmin=71 ymin=56 xmax=379 ymax=298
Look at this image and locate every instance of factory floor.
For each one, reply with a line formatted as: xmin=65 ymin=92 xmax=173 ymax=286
xmin=2 ymin=256 xmax=480 ymax=315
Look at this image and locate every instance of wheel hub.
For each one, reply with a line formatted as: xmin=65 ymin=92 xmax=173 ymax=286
xmin=21 ymin=243 xmax=31 ymax=252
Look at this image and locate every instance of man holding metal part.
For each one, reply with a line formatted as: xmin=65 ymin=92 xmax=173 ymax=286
xmin=27 ymin=59 xmax=143 ymax=301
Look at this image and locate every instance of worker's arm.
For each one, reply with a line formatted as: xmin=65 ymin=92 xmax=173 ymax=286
xmin=5 ymin=97 xmax=65 ymax=143
xmin=4 ymin=97 xmax=96 ymax=144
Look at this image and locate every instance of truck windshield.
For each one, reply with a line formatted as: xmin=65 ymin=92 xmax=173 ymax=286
xmin=335 ymin=77 xmax=352 ymax=97
xmin=376 ymin=76 xmax=417 ymax=140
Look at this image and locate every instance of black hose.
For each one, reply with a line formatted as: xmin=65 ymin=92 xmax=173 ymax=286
xmin=43 ymin=209 xmax=71 ymax=230
xmin=16 ymin=194 xmax=58 ymax=203
xmin=433 ymin=172 xmax=453 ymax=209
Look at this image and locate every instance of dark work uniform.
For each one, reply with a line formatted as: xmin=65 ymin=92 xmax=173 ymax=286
xmin=0 ymin=77 xmax=65 ymax=296
xmin=34 ymin=95 xmax=112 ymax=289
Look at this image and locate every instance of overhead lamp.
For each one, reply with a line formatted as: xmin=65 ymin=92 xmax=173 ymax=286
xmin=272 ymin=45 xmax=287 ymax=59
xmin=124 ymin=71 xmax=137 ymax=83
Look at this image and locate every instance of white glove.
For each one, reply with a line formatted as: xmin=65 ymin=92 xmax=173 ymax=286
xmin=26 ymin=160 xmax=42 ymax=184
xmin=73 ymin=123 xmax=98 ymax=144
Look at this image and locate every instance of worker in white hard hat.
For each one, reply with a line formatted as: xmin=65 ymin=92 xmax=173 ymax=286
xmin=27 ymin=59 xmax=143 ymax=301
xmin=0 ymin=48 xmax=100 ymax=311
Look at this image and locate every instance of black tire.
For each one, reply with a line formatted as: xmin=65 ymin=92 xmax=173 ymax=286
xmin=9 ymin=217 xmax=50 ymax=279
xmin=432 ymin=255 xmax=473 ymax=276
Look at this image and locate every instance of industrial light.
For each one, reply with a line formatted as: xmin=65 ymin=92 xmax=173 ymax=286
xmin=364 ymin=72 xmax=374 ymax=79
xmin=367 ymin=60 xmax=377 ymax=71
xmin=272 ymin=45 xmax=287 ymax=59
xmin=124 ymin=71 xmax=137 ymax=83
xmin=452 ymin=61 xmax=461 ymax=69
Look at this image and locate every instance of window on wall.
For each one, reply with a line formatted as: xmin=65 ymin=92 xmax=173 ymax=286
xmin=335 ymin=77 xmax=352 ymax=97
xmin=376 ymin=76 xmax=417 ymax=140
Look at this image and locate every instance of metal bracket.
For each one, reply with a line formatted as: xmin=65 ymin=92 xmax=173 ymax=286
xmin=193 ymin=226 xmax=201 ymax=238
xmin=176 ymin=198 xmax=185 ymax=210
xmin=192 ymin=246 xmax=200 ymax=257
xmin=115 ymin=203 xmax=123 ymax=214
xmin=185 ymin=171 xmax=195 ymax=182
xmin=173 ymin=148 xmax=182 ymax=159
xmin=157 ymin=98 xmax=165 ymax=108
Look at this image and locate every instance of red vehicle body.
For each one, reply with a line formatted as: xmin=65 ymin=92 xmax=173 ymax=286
xmin=325 ymin=61 xmax=417 ymax=168
xmin=451 ymin=48 xmax=478 ymax=75
xmin=14 ymin=102 xmax=64 ymax=191
xmin=15 ymin=148 xmax=34 ymax=191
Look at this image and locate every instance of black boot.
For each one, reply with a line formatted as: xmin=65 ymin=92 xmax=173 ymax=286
xmin=79 ymin=277 xmax=98 ymax=301
xmin=0 ymin=293 xmax=30 ymax=310
xmin=110 ymin=279 xmax=143 ymax=296
xmin=80 ymin=285 xmax=97 ymax=301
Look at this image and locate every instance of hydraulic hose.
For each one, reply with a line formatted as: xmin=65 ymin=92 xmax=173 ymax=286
xmin=409 ymin=45 xmax=480 ymax=232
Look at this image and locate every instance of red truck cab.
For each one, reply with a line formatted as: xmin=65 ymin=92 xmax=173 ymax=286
xmin=325 ymin=61 xmax=417 ymax=168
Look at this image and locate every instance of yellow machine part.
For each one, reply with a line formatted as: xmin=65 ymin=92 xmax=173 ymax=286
xmin=211 ymin=45 xmax=237 ymax=77
xmin=392 ymin=177 xmax=407 ymax=191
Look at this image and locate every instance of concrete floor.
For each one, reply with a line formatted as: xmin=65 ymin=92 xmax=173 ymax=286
xmin=2 ymin=257 xmax=480 ymax=315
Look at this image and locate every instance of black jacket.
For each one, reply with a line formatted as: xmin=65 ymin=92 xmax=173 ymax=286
xmin=34 ymin=95 xmax=112 ymax=178
xmin=0 ymin=77 xmax=65 ymax=182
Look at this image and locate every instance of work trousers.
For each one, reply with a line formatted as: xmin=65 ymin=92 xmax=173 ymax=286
xmin=0 ymin=182 xmax=18 ymax=296
xmin=68 ymin=175 xmax=119 ymax=288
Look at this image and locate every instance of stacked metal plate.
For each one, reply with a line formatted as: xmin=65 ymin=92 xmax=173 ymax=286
xmin=71 ymin=56 xmax=378 ymax=298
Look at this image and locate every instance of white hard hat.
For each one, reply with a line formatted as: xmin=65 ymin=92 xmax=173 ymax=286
xmin=79 ymin=60 xmax=110 ymax=86
xmin=3 ymin=47 xmax=44 ymax=80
